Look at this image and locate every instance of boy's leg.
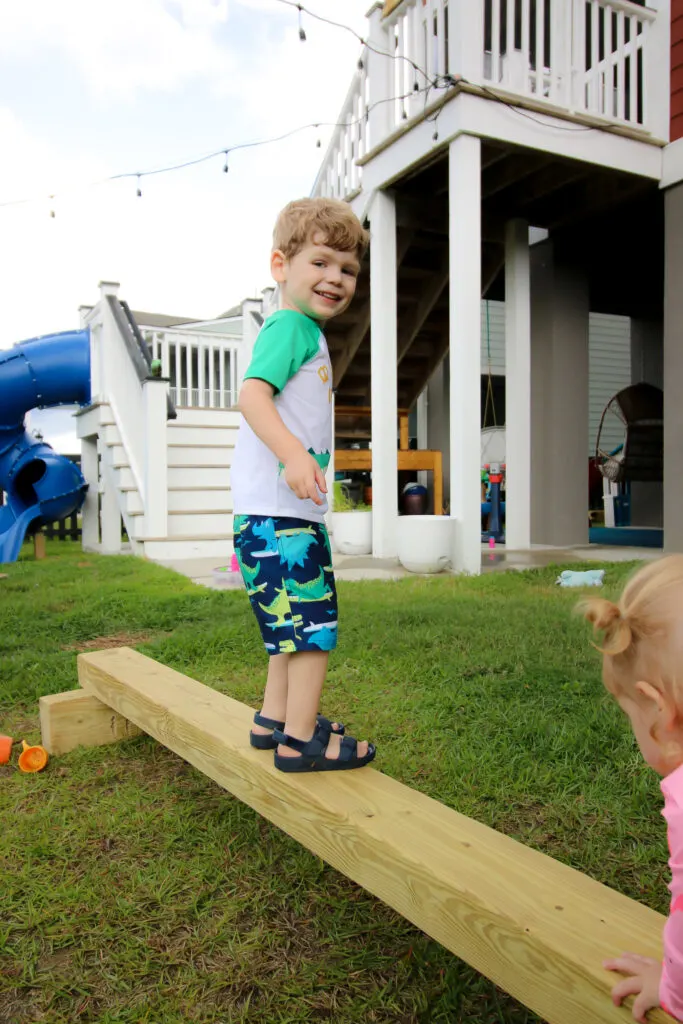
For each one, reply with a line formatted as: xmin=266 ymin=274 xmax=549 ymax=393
xmin=278 ymin=650 xmax=370 ymax=761
xmin=251 ymin=653 xmax=289 ymax=737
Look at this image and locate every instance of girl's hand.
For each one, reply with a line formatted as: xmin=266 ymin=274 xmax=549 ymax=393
xmin=284 ymin=450 xmax=327 ymax=505
xmin=604 ymin=953 xmax=663 ymax=1022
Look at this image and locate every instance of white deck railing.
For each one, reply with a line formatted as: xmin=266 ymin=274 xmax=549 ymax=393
xmin=313 ymin=0 xmax=667 ymax=201
xmin=143 ymin=328 xmax=241 ymax=409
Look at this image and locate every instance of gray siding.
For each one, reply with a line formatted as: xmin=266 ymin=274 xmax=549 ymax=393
xmin=475 ymin=302 xmax=631 ymax=455
xmin=588 ymin=313 xmax=631 ymax=455
xmin=480 ymin=300 xmax=506 ymax=374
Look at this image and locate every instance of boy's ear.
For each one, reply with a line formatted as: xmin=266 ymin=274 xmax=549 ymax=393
xmin=271 ymin=249 xmax=287 ymax=283
xmin=636 ymin=680 xmax=678 ymax=731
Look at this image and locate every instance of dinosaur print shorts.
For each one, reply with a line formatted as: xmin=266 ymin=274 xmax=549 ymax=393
xmin=233 ymin=515 xmax=338 ymax=655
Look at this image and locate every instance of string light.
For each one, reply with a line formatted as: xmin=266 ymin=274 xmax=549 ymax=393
xmin=0 ymin=2 xmax=599 ymax=215
xmin=0 ymin=81 xmax=433 ymax=213
xmin=48 ymin=196 xmax=55 ymax=218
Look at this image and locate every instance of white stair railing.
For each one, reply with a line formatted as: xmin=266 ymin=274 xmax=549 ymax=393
xmin=142 ymin=328 xmax=241 ymax=410
xmin=82 ymin=281 xmax=171 ymax=544
xmin=313 ymin=0 xmax=669 ymax=202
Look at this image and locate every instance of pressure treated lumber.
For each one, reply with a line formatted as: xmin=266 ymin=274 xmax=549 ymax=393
xmin=76 ymin=647 xmax=673 ymax=1024
xmin=39 ymin=688 xmax=142 ymax=755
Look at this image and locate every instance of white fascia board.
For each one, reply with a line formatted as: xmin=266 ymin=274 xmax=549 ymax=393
xmin=661 ymin=138 xmax=683 ymax=189
xmin=361 ymin=92 xmax=664 ymax=195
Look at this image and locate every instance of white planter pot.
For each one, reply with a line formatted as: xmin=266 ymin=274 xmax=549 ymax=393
xmin=397 ymin=515 xmax=454 ymax=574
xmin=331 ymin=510 xmax=372 ymax=555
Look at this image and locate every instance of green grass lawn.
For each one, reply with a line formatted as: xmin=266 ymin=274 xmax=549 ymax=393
xmin=0 ymin=542 xmax=666 ymax=1024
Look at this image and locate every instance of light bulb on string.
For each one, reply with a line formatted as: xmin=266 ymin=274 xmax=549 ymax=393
xmin=223 ymin=151 xmax=229 ymax=173
xmin=48 ymin=195 xmax=55 ymax=219
xmin=297 ymin=4 xmax=306 ymax=40
xmin=136 ymin=175 xmax=142 ymax=198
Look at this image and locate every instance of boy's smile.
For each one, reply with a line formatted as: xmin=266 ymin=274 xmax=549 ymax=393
xmin=271 ymin=231 xmax=360 ymax=322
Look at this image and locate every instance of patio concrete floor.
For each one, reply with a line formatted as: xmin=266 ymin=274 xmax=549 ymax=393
xmin=157 ymin=543 xmax=660 ymax=590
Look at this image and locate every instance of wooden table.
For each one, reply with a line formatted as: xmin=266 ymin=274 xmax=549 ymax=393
xmin=334 ymin=447 xmax=443 ymax=516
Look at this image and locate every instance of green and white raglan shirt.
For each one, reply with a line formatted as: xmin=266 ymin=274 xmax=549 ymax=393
xmin=231 ymin=309 xmax=332 ymax=523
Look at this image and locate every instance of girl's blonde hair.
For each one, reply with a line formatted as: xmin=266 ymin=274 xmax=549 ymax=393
xmin=273 ymin=197 xmax=370 ymax=261
xmin=580 ymin=555 xmax=683 ymax=703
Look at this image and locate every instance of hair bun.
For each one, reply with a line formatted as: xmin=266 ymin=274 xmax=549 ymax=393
xmin=580 ymin=597 xmax=633 ymax=655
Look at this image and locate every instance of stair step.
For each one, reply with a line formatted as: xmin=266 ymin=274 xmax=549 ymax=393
xmin=167 ymin=446 xmax=235 ymax=467
xmin=168 ymin=465 xmax=231 ymax=488
xmin=174 ymin=408 xmax=241 ymax=428
xmin=168 ymin=423 xmax=240 ymax=446
xmin=130 ymin=511 xmax=234 ymax=538
xmin=141 ymin=536 xmax=235 ymax=560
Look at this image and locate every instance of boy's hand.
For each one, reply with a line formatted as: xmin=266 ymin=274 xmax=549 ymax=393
xmin=604 ymin=953 xmax=662 ymax=1022
xmin=283 ymin=450 xmax=327 ymax=505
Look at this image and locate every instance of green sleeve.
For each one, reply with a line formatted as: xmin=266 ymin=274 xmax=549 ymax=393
xmin=244 ymin=311 xmax=321 ymax=394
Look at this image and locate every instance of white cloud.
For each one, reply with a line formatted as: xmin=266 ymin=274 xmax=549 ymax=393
xmin=0 ymin=0 xmax=373 ymax=350
xmin=0 ymin=0 xmax=234 ymax=99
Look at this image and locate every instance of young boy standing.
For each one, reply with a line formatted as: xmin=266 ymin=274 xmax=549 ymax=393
xmin=231 ymin=197 xmax=376 ymax=773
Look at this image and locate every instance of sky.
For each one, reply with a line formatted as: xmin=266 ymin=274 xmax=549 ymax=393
xmin=0 ymin=0 xmax=370 ymax=348
xmin=0 ymin=0 xmax=370 ymax=450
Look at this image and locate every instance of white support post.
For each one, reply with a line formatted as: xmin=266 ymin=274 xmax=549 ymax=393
xmin=366 ymin=3 xmax=393 ymax=150
xmin=448 ymin=0 xmax=484 ymax=84
xmin=80 ymin=438 xmax=100 ymax=552
xmin=449 ymin=135 xmax=482 ymax=574
xmin=90 ymin=281 xmax=120 ymax=405
xmin=416 ymin=389 xmax=429 ymax=491
xmin=504 ymin=219 xmax=531 ymax=550
xmin=239 ymin=299 xmax=264 ymax=388
xmin=369 ymin=189 xmax=398 ymax=558
xmin=198 ymin=338 xmax=205 ymax=407
xmin=100 ymin=441 xmax=122 ymax=555
xmin=644 ymin=0 xmax=670 ymax=140
xmin=142 ymin=378 xmax=169 ymax=539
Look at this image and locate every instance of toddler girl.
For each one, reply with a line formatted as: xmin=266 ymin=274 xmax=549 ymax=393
xmin=582 ymin=554 xmax=683 ymax=1022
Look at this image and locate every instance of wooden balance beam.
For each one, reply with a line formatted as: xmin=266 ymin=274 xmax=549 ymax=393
xmin=40 ymin=647 xmax=673 ymax=1024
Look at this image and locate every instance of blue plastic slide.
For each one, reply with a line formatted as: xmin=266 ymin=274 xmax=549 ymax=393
xmin=0 ymin=330 xmax=91 ymax=563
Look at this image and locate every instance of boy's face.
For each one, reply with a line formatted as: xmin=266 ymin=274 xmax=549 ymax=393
xmin=271 ymin=231 xmax=360 ymax=322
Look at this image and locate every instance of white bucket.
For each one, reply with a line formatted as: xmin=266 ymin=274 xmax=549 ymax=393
xmin=330 ymin=510 xmax=372 ymax=555
xmin=397 ymin=515 xmax=454 ymax=574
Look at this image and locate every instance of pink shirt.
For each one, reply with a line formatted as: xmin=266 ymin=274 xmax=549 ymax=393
xmin=660 ymin=763 xmax=683 ymax=1019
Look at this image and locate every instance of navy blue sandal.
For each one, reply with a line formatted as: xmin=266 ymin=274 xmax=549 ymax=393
xmin=272 ymin=721 xmax=376 ymax=773
xmin=249 ymin=712 xmax=344 ymax=750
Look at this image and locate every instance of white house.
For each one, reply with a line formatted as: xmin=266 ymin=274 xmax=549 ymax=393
xmin=311 ymin=0 xmax=677 ymax=572
xmin=74 ymin=284 xmax=275 ymax=561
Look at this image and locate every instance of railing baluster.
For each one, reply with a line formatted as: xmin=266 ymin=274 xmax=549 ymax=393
xmin=616 ymin=9 xmax=626 ymax=121
xmin=604 ymin=3 xmax=614 ymax=117
xmin=490 ymin=0 xmax=501 ymax=84
xmin=628 ymin=13 xmax=637 ymax=122
xmin=505 ymin=0 xmax=515 ymax=89
xmin=534 ymin=0 xmax=544 ymax=96
xmin=185 ymin=341 xmax=192 ymax=407
xmin=521 ymin=0 xmax=531 ymax=95
xmin=436 ymin=0 xmax=446 ymax=77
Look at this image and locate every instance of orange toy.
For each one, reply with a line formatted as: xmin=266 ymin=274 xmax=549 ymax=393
xmin=18 ymin=740 xmax=48 ymax=773
xmin=0 ymin=735 xmax=12 ymax=765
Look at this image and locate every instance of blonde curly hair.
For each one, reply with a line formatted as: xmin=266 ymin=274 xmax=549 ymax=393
xmin=273 ymin=197 xmax=370 ymax=261
xmin=580 ymin=555 xmax=683 ymax=703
